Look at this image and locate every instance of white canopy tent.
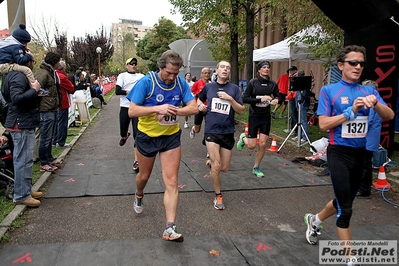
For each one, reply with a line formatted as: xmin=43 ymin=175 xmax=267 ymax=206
xmin=253 ymin=26 xmax=332 ymax=64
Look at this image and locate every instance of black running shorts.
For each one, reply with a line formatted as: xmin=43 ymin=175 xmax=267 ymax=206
xmin=136 ymin=130 xmax=181 ymax=157
xmin=204 ymin=133 xmax=235 ymax=150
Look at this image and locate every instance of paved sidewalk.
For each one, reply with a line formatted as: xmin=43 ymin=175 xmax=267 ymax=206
xmin=0 ymin=109 xmax=100 ymax=239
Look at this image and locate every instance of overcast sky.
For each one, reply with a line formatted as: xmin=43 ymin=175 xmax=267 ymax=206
xmin=0 ymin=0 xmax=183 ymax=37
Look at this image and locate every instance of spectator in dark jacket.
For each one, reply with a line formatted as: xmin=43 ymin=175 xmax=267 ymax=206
xmin=74 ymin=70 xmax=89 ymax=91
xmin=93 ymin=80 xmax=107 ymax=106
xmin=0 ymin=25 xmax=33 ymax=83
xmin=54 ymin=60 xmax=75 ymax=148
xmin=1 ymin=56 xmax=42 ymax=207
xmin=34 ymin=52 xmax=62 ymax=172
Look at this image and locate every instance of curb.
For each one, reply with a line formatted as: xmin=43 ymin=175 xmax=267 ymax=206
xmin=0 ymin=108 xmax=101 ymax=240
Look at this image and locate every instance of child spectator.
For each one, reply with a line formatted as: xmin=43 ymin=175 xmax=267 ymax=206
xmin=0 ymin=24 xmax=47 ymax=96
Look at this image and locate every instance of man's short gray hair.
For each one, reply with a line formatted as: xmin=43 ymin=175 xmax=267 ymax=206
xmin=58 ymin=60 xmax=66 ymax=70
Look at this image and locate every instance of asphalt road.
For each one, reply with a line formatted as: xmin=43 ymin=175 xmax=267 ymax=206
xmin=0 ymin=93 xmax=398 ymax=254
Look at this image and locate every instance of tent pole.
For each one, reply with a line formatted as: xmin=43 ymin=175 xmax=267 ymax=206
xmin=287 ymin=58 xmax=292 ymax=131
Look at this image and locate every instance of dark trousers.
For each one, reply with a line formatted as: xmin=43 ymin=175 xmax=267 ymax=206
xmin=359 ymin=150 xmax=373 ymax=194
xmin=328 ymin=145 xmax=364 ymax=228
xmin=289 ymin=100 xmax=297 ymax=133
xmin=96 ymin=94 xmax=106 ymax=104
xmin=54 ymin=108 xmax=69 ymax=146
xmin=119 ymin=107 xmax=138 ymax=139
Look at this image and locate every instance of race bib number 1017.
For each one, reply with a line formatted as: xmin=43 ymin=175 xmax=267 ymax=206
xmin=211 ymin=98 xmax=231 ymax=115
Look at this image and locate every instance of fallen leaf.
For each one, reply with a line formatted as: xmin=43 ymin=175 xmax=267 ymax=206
xmin=209 ymin=249 xmax=220 ymax=256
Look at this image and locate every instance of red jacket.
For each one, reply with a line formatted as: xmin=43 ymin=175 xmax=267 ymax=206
xmin=191 ymin=79 xmax=209 ymax=105
xmin=56 ymin=69 xmax=75 ymax=109
xmin=276 ymin=73 xmax=289 ymax=94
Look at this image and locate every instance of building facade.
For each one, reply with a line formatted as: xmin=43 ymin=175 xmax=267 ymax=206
xmin=111 ymin=19 xmax=152 ymax=53
xmin=251 ymin=11 xmax=326 ymax=97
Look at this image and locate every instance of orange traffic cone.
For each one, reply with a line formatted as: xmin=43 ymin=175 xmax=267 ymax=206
xmin=244 ymin=123 xmax=260 ymax=144
xmin=373 ymin=166 xmax=391 ymax=189
xmin=244 ymin=123 xmax=249 ymax=135
xmin=268 ymin=137 xmax=278 ymax=152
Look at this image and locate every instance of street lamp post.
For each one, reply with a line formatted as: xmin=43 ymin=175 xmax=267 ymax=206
xmin=96 ymin=47 xmax=102 ymax=79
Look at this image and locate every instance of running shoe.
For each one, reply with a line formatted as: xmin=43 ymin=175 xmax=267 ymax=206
xmin=119 ymin=131 xmax=131 ymax=146
xmin=56 ymin=143 xmax=71 ymax=148
xmin=213 ymin=194 xmax=225 ymax=210
xmin=252 ymin=167 xmax=265 ymax=178
xmin=162 ymin=225 xmax=184 ymax=242
xmin=189 ymin=126 xmax=195 ymax=139
xmin=184 ymin=121 xmax=189 ymax=129
xmin=304 ymin=213 xmax=321 ymax=245
xmin=271 ymin=112 xmax=276 ymax=119
xmin=134 ymin=193 xmax=143 ymax=214
xmin=132 ymin=160 xmax=139 ymax=173
xmin=236 ymin=133 xmax=246 ymax=151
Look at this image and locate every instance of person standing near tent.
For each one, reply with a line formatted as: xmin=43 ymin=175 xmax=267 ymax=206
xmin=236 ymin=60 xmax=279 ymax=177
xmin=271 ymin=66 xmax=297 ymax=118
xmin=303 ymin=45 xmax=394 ymax=264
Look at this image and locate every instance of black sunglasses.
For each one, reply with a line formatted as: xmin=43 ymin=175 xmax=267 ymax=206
xmin=129 ymin=62 xmax=137 ymax=66
xmin=342 ymin=60 xmax=365 ymax=67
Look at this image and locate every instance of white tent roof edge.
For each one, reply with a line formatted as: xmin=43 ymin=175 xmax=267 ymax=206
xmin=253 ymin=25 xmax=331 ymax=64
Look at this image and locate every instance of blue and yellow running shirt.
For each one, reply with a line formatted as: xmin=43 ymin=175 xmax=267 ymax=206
xmin=126 ymin=71 xmax=194 ymax=137
xmin=317 ymin=79 xmax=386 ymax=148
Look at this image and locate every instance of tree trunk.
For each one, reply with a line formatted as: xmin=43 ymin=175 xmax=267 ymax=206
xmin=230 ymin=0 xmax=240 ymax=85
xmin=246 ymin=1 xmax=255 ymax=83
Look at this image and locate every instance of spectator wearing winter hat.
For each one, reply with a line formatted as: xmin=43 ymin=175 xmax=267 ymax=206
xmin=0 ymin=24 xmax=45 ymax=95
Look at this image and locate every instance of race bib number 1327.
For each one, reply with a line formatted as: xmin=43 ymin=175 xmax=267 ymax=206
xmin=341 ymin=116 xmax=368 ymax=138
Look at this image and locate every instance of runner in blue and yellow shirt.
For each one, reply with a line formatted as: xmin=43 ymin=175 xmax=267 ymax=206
xmin=127 ymin=50 xmax=198 ymax=243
